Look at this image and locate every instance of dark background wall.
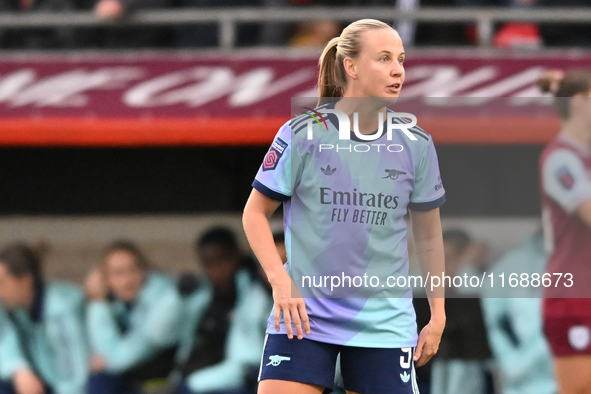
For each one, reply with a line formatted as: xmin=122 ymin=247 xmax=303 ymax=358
xmin=0 ymin=145 xmax=543 ymax=216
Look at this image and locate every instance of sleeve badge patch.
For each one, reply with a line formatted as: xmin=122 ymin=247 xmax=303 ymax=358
xmin=557 ymin=166 xmax=575 ymax=190
xmin=263 ymin=137 xmax=288 ymax=172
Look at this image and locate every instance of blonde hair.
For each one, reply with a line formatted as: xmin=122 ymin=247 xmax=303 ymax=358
xmin=317 ymin=19 xmax=395 ymax=106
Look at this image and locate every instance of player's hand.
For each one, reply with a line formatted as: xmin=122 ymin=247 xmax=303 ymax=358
xmin=270 ymin=270 xmax=310 ymax=340
xmin=94 ymin=0 xmax=125 ymax=20
xmin=414 ymin=316 xmax=445 ymax=367
xmin=90 ymin=354 xmax=107 ymax=372
xmin=85 ymin=267 xmax=108 ymax=301
xmin=13 ymin=368 xmax=45 ymax=394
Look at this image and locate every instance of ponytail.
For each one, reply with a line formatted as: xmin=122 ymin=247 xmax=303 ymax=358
xmin=317 ymin=37 xmax=343 ymax=106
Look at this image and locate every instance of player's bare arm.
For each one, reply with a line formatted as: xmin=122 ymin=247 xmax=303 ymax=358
xmin=410 ymin=208 xmax=446 ymax=367
xmin=243 ymin=189 xmax=310 ymax=340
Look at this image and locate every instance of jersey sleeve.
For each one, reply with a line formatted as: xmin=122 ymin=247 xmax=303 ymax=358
xmin=50 ymin=312 xmax=89 ymax=394
xmin=542 ymin=149 xmax=591 ymax=214
xmin=0 ymin=306 xmax=30 ymax=380
xmin=86 ymin=277 xmax=182 ymax=373
xmin=252 ymin=122 xmax=300 ymax=202
xmin=408 ymin=138 xmax=446 ymax=211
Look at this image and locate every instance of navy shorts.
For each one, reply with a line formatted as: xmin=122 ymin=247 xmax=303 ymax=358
xmin=258 ymin=334 xmax=419 ymax=394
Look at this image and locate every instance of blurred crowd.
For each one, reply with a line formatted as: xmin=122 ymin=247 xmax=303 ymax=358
xmin=0 ymin=223 xmax=558 ymax=394
xmin=0 ymin=226 xmax=277 ymax=394
xmin=1 ymin=0 xmax=590 ymax=50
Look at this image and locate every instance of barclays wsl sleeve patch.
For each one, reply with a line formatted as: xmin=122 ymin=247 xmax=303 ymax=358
xmin=557 ymin=165 xmax=575 ymax=190
xmin=263 ymin=137 xmax=288 ymax=171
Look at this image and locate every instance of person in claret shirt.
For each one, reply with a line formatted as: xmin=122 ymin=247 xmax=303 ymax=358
xmin=538 ymin=69 xmax=591 ymax=394
xmin=243 ymin=18 xmax=447 ymax=394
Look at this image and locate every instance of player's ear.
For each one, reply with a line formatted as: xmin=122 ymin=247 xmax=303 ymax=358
xmin=343 ymin=57 xmax=358 ymax=80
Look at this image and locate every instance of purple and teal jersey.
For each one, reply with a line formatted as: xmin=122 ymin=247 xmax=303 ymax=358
xmin=253 ymin=103 xmax=445 ymax=348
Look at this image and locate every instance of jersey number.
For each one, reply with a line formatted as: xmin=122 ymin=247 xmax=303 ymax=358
xmin=400 ymin=347 xmax=412 ymax=369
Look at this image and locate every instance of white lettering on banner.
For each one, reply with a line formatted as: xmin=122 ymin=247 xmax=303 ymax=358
xmin=125 ymin=66 xmax=313 ymax=108
xmin=396 ymin=66 xmax=453 ymax=97
xmin=442 ymin=67 xmax=546 ymax=106
xmin=124 ymin=67 xmax=234 ymax=107
xmin=229 ymin=67 xmax=315 ymax=107
xmin=401 ymin=66 xmax=496 ymax=98
xmin=400 ymin=65 xmax=435 ymax=85
xmin=124 ymin=69 xmax=196 ymax=107
xmin=0 ymin=63 xmax=555 ymax=109
xmin=0 ymin=67 xmax=142 ymax=107
xmin=0 ymin=70 xmax=36 ymax=102
xmin=295 ymin=86 xmax=317 ymax=98
xmin=431 ymin=66 xmax=497 ymax=97
xmin=467 ymin=67 xmax=546 ymax=97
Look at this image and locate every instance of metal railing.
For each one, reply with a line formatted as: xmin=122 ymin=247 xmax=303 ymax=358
xmin=0 ymin=7 xmax=589 ymax=49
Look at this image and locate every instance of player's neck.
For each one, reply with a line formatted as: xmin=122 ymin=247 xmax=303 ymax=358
xmin=20 ymin=287 xmax=36 ymax=315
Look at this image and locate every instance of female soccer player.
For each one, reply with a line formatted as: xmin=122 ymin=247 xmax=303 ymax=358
xmin=243 ymin=19 xmax=446 ymax=394
xmin=538 ymin=69 xmax=591 ymax=394
xmin=0 ymin=243 xmax=88 ymax=394
xmin=85 ymin=240 xmax=182 ymax=394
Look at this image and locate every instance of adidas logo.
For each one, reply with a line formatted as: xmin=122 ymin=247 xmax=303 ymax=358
xmin=321 ymin=165 xmax=337 ymax=175
xmin=400 ymin=371 xmax=410 ymax=383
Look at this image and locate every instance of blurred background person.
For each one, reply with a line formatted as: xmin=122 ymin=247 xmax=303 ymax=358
xmin=85 ymin=240 xmax=182 ymax=394
xmin=174 ymin=0 xmax=259 ymax=48
xmin=428 ymin=229 xmax=492 ymax=394
xmin=289 ymin=20 xmax=340 ymax=48
xmin=456 ymin=0 xmax=542 ymax=49
xmin=537 ymin=0 xmax=591 ymax=47
xmin=83 ymin=0 xmax=172 ymax=48
xmin=456 ymin=0 xmax=535 ymax=6
xmin=0 ymin=243 xmax=88 ymax=394
xmin=0 ymin=0 xmax=82 ymax=49
xmin=442 ymin=229 xmax=489 ymax=287
xmin=481 ymin=229 xmax=557 ymax=394
xmin=538 ymin=69 xmax=591 ymax=394
xmin=176 ymin=226 xmax=260 ymax=394
xmin=260 ymin=0 xmax=344 ymax=47
xmin=93 ymin=0 xmax=166 ymax=20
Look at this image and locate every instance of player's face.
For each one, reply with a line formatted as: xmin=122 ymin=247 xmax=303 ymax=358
xmin=104 ymin=250 xmax=146 ymax=302
xmin=349 ymin=28 xmax=405 ymax=101
xmin=0 ymin=263 xmax=33 ymax=309
xmin=200 ymin=245 xmax=239 ymax=290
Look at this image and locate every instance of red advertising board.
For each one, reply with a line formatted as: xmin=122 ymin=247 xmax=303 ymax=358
xmin=0 ymin=49 xmax=588 ymax=146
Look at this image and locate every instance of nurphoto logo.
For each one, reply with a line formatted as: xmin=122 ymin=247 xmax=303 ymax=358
xmin=304 ymin=107 xmax=419 ymax=143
